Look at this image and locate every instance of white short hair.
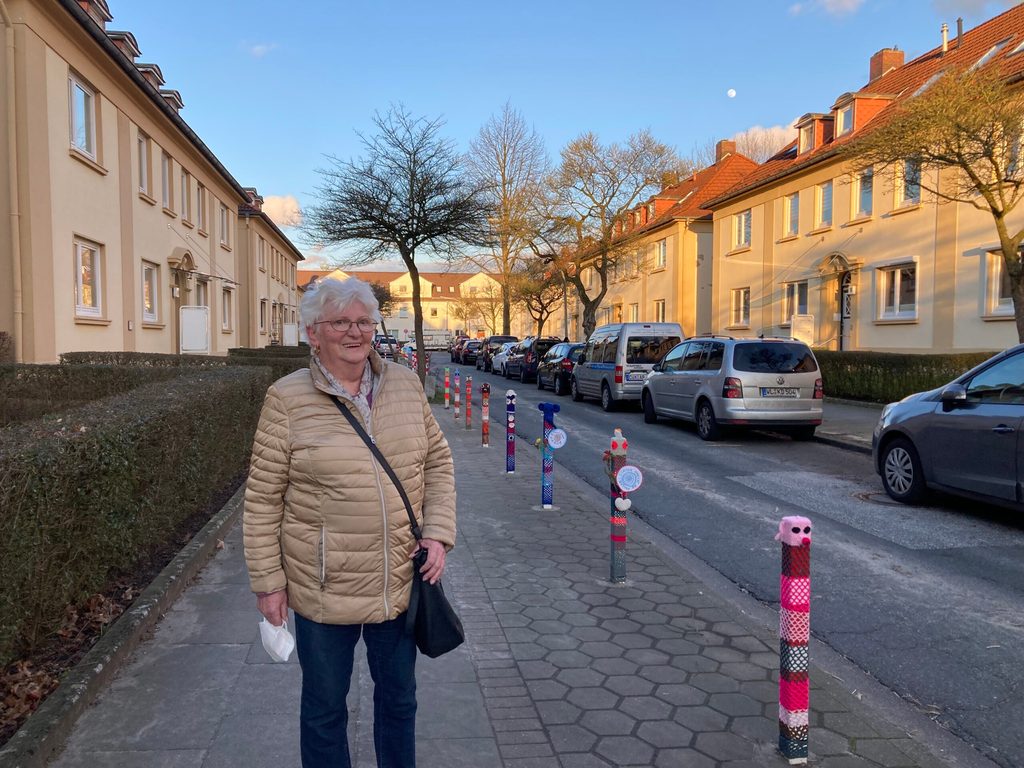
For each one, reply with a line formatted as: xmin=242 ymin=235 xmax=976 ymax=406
xmin=301 ymin=276 xmax=382 ymax=330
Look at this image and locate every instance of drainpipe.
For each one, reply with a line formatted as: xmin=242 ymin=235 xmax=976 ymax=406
xmin=0 ymin=0 xmax=23 ymax=362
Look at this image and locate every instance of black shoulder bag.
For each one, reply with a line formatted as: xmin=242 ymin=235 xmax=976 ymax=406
xmin=330 ymin=396 xmax=465 ymax=658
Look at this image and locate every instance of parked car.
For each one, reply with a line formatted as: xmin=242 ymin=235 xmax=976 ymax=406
xmin=872 ymin=344 xmax=1024 ymax=508
xmin=450 ymin=337 xmax=470 ymax=363
xmin=506 ymin=336 xmax=562 ymax=383
xmin=478 ymin=335 xmax=519 ymax=371
xmin=536 ymin=342 xmax=584 ymax=396
xmin=490 ymin=342 xmax=518 ymax=377
xmin=448 ymin=335 xmax=469 ymax=356
xmin=641 ymin=336 xmax=823 ymax=441
xmin=460 ymin=339 xmax=484 ymax=366
xmin=373 ymin=334 xmax=400 ymax=359
xmin=572 ymin=322 xmax=684 ymax=411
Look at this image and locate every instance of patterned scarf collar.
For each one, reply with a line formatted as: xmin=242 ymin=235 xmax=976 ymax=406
xmin=311 ymin=352 xmax=377 ymax=427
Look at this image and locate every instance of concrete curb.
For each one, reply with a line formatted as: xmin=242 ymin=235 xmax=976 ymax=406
xmin=815 ymin=431 xmax=873 ymax=455
xmin=0 ymin=484 xmax=246 ymax=768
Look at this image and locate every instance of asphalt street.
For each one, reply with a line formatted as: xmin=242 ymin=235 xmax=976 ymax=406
xmin=443 ymin=355 xmax=1024 ymax=768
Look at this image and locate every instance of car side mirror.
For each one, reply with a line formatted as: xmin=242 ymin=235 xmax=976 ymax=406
xmin=578 ymin=353 xmax=586 ymax=364
xmin=652 ymin=363 xmax=662 ymax=372
xmin=940 ymin=383 xmax=967 ymax=409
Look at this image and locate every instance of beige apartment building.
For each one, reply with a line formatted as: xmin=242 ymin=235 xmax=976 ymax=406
xmin=0 ymin=0 xmax=301 ymax=363
xmin=705 ymin=7 xmax=1024 ymax=354
xmin=595 ymin=141 xmax=758 ymax=337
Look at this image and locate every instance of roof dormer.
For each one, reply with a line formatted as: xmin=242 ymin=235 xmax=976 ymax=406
xmin=830 ymin=91 xmax=897 ymax=137
xmin=794 ymin=113 xmax=832 ymax=155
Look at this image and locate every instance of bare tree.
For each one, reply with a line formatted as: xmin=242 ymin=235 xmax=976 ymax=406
xmin=303 ymin=106 xmax=489 ymax=379
xmin=544 ymin=130 xmax=679 ymax=339
xmin=466 ymin=104 xmax=547 ymax=334
xmin=844 ymin=64 xmax=1024 ymax=341
xmin=368 ymin=281 xmax=397 ymax=357
xmin=690 ymin=125 xmax=793 ymax=166
xmin=512 ymin=263 xmax=562 ymax=337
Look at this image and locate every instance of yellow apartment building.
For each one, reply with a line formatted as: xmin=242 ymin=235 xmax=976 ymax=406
xmin=706 ymin=7 xmax=1024 ymax=353
xmin=0 ymin=0 xmax=302 ymax=362
xmin=596 ymin=141 xmax=758 ymax=338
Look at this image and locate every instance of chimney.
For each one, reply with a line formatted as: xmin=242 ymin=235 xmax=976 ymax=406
xmin=77 ymin=0 xmax=112 ymax=29
xmin=869 ymin=47 xmax=904 ymax=82
xmin=243 ymin=187 xmax=264 ymax=212
xmin=159 ymin=89 xmax=184 ymax=113
xmin=106 ymin=31 xmax=141 ymax=62
xmin=941 ymin=23 xmax=949 ymax=54
xmin=957 ymin=17 xmax=963 ymax=48
xmin=715 ymin=139 xmax=736 ymax=162
xmin=135 ymin=63 xmax=165 ymax=90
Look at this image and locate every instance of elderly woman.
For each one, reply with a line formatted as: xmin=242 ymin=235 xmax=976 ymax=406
xmin=244 ymin=276 xmax=456 ymax=768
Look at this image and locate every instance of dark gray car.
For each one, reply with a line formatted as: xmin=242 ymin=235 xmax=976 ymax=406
xmin=872 ymin=343 xmax=1024 ymax=508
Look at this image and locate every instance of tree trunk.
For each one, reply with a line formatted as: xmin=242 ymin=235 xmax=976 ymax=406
xmin=1011 ymin=260 xmax=1024 ymax=344
xmin=403 ymin=250 xmax=428 ymax=383
xmin=581 ymin=300 xmax=598 ymax=341
xmin=502 ymin=284 xmax=511 ymax=335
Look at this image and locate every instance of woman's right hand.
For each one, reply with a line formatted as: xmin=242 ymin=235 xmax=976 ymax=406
xmin=257 ymin=589 xmax=289 ymax=626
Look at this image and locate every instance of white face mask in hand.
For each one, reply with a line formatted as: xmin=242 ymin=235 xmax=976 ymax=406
xmin=259 ymin=618 xmax=295 ymax=662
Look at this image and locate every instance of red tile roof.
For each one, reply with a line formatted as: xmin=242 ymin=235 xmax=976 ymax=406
xmin=704 ymin=3 xmax=1024 ymax=208
xmin=297 ymin=269 xmax=486 ymax=299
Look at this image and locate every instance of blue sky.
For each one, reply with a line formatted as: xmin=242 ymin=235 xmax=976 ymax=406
xmin=110 ymin=0 xmax=1017 ymax=268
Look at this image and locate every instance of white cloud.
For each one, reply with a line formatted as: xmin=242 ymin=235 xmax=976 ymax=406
xmin=731 ymin=123 xmax=798 ymax=162
xmin=790 ymin=0 xmax=865 ymax=15
xmin=247 ymin=42 xmax=278 ymax=58
xmin=262 ymin=195 xmax=303 ymax=228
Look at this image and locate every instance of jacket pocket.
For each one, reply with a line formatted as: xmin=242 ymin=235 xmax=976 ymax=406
xmin=318 ymin=524 xmax=326 ymax=591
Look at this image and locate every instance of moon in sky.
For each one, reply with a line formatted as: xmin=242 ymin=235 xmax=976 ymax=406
xmin=727 ymin=88 xmax=737 ymax=99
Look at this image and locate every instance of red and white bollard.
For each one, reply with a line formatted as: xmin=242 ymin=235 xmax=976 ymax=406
xmin=444 ymin=367 xmax=450 ymax=410
xmin=465 ymin=376 xmax=473 ymax=430
xmin=481 ymin=383 xmax=490 ymax=447
xmin=454 ymin=370 xmax=461 ymax=421
xmin=776 ymin=515 xmax=812 ymax=764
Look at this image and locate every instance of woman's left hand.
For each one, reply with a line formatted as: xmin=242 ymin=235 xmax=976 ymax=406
xmin=410 ymin=538 xmax=446 ymax=585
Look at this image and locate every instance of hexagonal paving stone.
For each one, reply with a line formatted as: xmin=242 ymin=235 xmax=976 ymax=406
xmin=577 ymin=641 xmax=624 ymax=658
xmin=601 ymin=618 xmax=642 ymax=633
xmin=524 ymin=606 xmax=563 ymax=621
xmin=628 ymin=611 xmax=670 ymax=625
xmin=526 ymin=679 xmax=568 ymax=700
xmin=674 ymin=705 xmax=728 ymax=732
xmin=499 ymin=613 xmax=533 ymax=628
xmin=567 ymin=686 xmax=619 ymax=711
xmin=571 ymin=626 xmax=612 ymax=642
xmin=580 ymin=710 xmax=637 ymax=736
xmin=701 ymin=646 xmax=746 ymax=663
xmin=710 ymin=621 xmax=749 ymax=637
xmin=641 ymin=624 xmax=683 ymax=640
xmin=581 ymin=593 xmax=616 ymax=606
xmin=591 ymin=658 xmax=639 ymax=676
xmin=510 ymin=643 xmax=549 ymax=661
xmin=690 ymin=672 xmax=740 ymax=694
xmin=619 ymin=598 xmax=655 ymax=612
xmin=552 ymin=600 xmax=592 ymax=613
xmin=548 ymin=724 xmax=598 ymax=752
xmin=693 ymin=731 xmax=755 ymax=762
xmin=673 ymin=655 xmax=719 ymax=674
xmin=655 ymin=684 xmax=707 ymax=706
xmin=655 ymin=748 xmax=716 ymax=768
xmin=595 ymin=736 xmax=655 ymax=766
xmin=518 ymin=660 xmax=559 ymax=679
xmin=530 ymin=620 xmax=571 ymax=635
xmin=603 ymin=675 xmax=654 ymax=697
xmin=656 ymin=603 xmax=695 ymax=618
xmin=504 ymin=627 xmax=540 ymax=643
xmin=538 ymin=634 xmax=581 ymax=651
xmin=655 ymin=637 xmax=699 ymax=655
xmin=619 ymin=695 xmax=673 ymax=721
xmin=637 ymin=720 xmax=694 ymax=748
xmin=708 ymin=692 xmax=762 ymax=717
xmin=730 ymin=714 xmax=778 ymax=743
xmin=739 ymin=680 xmax=778 ymax=703
xmin=608 ymin=632 xmax=652 ymax=650
xmin=517 ymin=594 xmax=555 ymax=607
xmin=590 ymin=606 xmax=628 ymax=620
xmin=536 ymin=700 xmax=582 ymax=725
xmin=719 ymin=662 xmax=770 ymax=682
xmin=546 ymin=650 xmax=593 ymax=669
xmin=559 ymin=754 xmax=615 ymax=768
xmin=556 ymin=668 xmax=607 ymax=687
xmin=561 ymin=613 xmax=600 ymax=628
xmin=623 ymin=648 xmax=670 ymax=665
xmin=639 ymin=665 xmax=689 ymax=685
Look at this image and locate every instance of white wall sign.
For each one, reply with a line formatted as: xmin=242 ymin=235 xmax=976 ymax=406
xmin=180 ymin=306 xmax=209 ymax=354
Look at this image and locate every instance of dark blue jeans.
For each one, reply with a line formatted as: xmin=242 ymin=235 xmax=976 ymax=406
xmin=294 ymin=611 xmax=417 ymax=768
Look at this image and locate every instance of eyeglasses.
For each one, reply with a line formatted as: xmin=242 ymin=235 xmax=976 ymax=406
xmin=314 ymin=318 xmax=378 ymax=334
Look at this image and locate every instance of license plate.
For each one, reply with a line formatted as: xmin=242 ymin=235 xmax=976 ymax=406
xmin=626 ymin=372 xmax=646 ymax=382
xmin=760 ymin=387 xmax=798 ymax=398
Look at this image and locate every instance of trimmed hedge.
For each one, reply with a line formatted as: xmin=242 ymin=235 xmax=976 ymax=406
xmin=0 ymin=364 xmax=179 ymax=426
xmin=60 ymin=350 xmax=309 ymax=383
xmin=0 ymin=366 xmax=273 ymax=665
xmin=228 ymin=344 xmax=310 ymax=359
xmin=816 ymin=350 xmax=998 ymax=403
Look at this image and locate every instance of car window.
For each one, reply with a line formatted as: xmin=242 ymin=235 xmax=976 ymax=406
xmin=681 ymin=342 xmax=706 ymax=371
xmin=568 ymin=345 xmax=584 ymax=362
xmin=965 ymin=353 xmax=1024 ymax=403
xmin=599 ymin=335 xmax=617 ymax=363
xmin=625 ymin=335 xmax=681 ymax=364
xmin=661 ymin=343 xmax=686 ymax=372
xmin=732 ymin=342 xmax=818 ymax=373
xmin=705 ymin=342 xmax=725 ymax=371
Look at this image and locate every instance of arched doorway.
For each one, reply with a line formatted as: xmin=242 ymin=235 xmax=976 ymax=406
xmin=168 ymin=248 xmax=195 ymax=354
xmin=817 ymin=252 xmax=860 ymax=351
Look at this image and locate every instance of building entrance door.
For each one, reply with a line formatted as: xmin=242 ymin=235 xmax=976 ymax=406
xmin=839 ymin=272 xmax=853 ymax=351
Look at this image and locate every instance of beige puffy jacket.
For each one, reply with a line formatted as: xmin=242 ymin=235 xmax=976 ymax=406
xmin=243 ymin=354 xmax=456 ymax=625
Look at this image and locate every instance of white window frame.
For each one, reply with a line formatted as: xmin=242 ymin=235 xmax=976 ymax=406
xmin=69 ymin=73 xmax=96 ymax=158
xmin=221 ymin=288 xmax=233 ymax=331
xmin=653 ymin=299 xmax=666 ymax=323
xmin=816 ymin=180 xmax=833 ymax=228
xmin=195 ymin=278 xmax=209 ymax=308
xmin=798 ymin=124 xmax=813 ymax=154
xmin=899 ymin=160 xmax=921 ymax=207
xmin=180 ymin=168 xmax=192 ymax=223
xmin=854 ymin=167 xmax=873 ymax=218
xmin=219 ymin=203 xmax=231 ymax=247
xmin=137 ymin=132 xmax=150 ymax=195
xmin=730 ymin=287 xmax=750 ymax=327
xmin=837 ymin=104 xmax=853 ymax=136
xmin=629 ymin=303 xmax=639 ymax=322
xmin=878 ymin=263 xmax=917 ymax=320
xmin=259 ymin=299 xmax=268 ymax=333
xmin=784 ymin=192 xmax=799 ymax=237
xmin=74 ymin=238 xmax=102 ymax=318
xmin=161 ymin=152 xmax=173 ymax=210
xmin=142 ymin=261 xmax=159 ymax=323
xmin=783 ymin=281 xmax=808 ymax=323
xmin=196 ymin=184 xmax=207 ymax=232
xmin=733 ymin=209 xmax=751 ymax=249
xmin=257 ymin=237 xmax=266 ymax=270
xmin=986 ymin=250 xmax=1015 ymax=316
xmin=656 ymin=239 xmax=667 ymax=269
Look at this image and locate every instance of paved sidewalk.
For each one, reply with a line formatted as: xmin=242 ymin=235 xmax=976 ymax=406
xmin=49 ymin=400 xmax=972 ymax=768
xmin=817 ymin=399 xmax=884 ymax=454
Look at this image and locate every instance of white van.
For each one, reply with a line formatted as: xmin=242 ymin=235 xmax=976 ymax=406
xmin=571 ymin=322 xmax=684 ymax=411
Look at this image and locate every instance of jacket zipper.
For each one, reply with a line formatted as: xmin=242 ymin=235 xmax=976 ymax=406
xmin=318 ymin=524 xmax=326 ymax=591
xmin=368 ymin=431 xmax=392 ymax=617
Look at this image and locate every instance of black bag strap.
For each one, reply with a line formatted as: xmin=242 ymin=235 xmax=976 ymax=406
xmin=329 ymin=395 xmax=423 ymax=541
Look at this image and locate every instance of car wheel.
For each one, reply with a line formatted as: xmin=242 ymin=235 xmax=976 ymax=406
xmin=476 ymin=359 xmax=482 ymax=370
xmin=504 ymin=365 xmax=512 ymax=379
xmin=696 ymin=400 xmax=720 ymax=441
xmin=881 ymin=437 xmax=927 ymax=504
xmin=553 ymin=375 xmax=565 ymax=397
xmin=536 ymin=372 xmax=545 ymax=390
xmin=790 ymin=425 xmax=816 ymax=441
xmin=571 ymin=377 xmax=584 ymax=402
xmin=601 ymin=383 xmax=616 ymax=412
xmin=642 ymin=391 xmax=658 ymax=424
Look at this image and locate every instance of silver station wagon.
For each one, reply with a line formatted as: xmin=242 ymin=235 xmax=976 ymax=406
xmin=641 ymin=336 xmax=824 ymax=440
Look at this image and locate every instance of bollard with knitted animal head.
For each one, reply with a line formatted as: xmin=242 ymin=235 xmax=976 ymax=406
xmin=776 ymin=515 xmax=812 ymax=764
